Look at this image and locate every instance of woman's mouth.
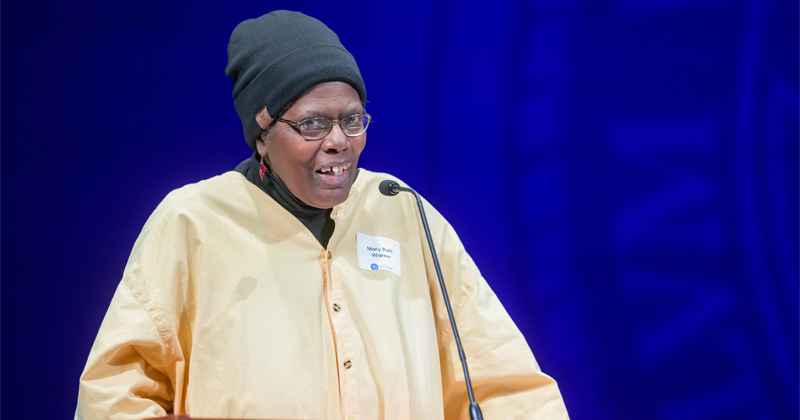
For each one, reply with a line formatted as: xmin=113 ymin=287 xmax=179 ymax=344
xmin=315 ymin=164 xmax=351 ymax=184
xmin=316 ymin=164 xmax=350 ymax=175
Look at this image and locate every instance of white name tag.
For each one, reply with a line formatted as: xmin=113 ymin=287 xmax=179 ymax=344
xmin=356 ymin=232 xmax=401 ymax=277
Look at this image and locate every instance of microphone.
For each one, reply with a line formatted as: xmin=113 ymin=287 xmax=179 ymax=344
xmin=379 ymin=179 xmax=483 ymax=420
xmin=378 ymin=179 xmax=400 ymax=196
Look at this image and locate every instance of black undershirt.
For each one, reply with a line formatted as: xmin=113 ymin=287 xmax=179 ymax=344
xmin=234 ymin=153 xmax=337 ymax=249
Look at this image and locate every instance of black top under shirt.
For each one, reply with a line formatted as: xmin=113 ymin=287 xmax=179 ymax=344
xmin=234 ymin=153 xmax=337 ymax=249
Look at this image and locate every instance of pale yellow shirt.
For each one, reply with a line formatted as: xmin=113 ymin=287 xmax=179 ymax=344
xmin=76 ymin=169 xmax=568 ymax=420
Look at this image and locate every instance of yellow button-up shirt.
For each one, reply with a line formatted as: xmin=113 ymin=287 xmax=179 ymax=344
xmin=76 ymin=169 xmax=568 ymax=420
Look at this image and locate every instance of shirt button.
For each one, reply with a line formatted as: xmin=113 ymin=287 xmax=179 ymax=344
xmin=326 ymin=251 xmax=332 ymax=259
xmin=343 ymin=360 xmax=352 ymax=369
xmin=333 ymin=303 xmax=342 ymax=312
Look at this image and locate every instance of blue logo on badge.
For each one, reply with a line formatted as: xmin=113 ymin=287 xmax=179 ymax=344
xmin=370 ymin=263 xmax=379 ymax=270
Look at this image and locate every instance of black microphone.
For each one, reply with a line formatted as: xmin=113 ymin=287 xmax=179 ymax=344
xmin=379 ymin=179 xmax=483 ymax=420
xmin=378 ymin=179 xmax=400 ymax=196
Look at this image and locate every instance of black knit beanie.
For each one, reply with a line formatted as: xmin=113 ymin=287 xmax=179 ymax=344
xmin=226 ymin=11 xmax=367 ymax=151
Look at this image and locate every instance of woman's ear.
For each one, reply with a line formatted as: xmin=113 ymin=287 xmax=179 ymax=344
xmin=256 ymin=136 xmax=269 ymax=160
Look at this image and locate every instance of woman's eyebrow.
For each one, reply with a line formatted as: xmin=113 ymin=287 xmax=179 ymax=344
xmin=296 ymin=107 xmax=364 ymax=119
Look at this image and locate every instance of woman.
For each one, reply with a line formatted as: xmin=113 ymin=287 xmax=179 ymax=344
xmin=76 ymin=10 xmax=568 ymax=420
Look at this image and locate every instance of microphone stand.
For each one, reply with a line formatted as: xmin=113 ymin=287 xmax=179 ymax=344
xmin=379 ymin=180 xmax=483 ymax=420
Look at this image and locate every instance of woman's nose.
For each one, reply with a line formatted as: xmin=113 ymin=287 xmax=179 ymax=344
xmin=321 ymin=123 xmax=348 ymax=152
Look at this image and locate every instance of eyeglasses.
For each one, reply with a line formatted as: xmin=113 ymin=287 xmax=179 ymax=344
xmin=277 ymin=113 xmax=372 ymax=140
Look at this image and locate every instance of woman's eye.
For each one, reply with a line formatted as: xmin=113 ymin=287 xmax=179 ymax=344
xmin=344 ymin=114 xmax=367 ymax=129
xmin=300 ymin=118 xmax=326 ymax=129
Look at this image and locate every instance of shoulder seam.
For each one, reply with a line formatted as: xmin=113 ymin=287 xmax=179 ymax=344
xmin=437 ymin=270 xmax=480 ymax=351
xmin=121 ymin=279 xmax=172 ymax=360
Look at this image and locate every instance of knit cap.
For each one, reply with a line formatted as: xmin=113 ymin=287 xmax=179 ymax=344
xmin=226 ymin=10 xmax=367 ymax=150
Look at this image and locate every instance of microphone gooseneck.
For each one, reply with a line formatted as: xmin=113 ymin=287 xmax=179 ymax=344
xmin=378 ymin=179 xmax=483 ymax=420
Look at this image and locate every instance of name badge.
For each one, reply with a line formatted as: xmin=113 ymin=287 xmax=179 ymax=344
xmin=357 ymin=232 xmax=401 ymax=277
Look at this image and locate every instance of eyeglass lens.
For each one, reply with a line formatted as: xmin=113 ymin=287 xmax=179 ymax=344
xmin=298 ymin=114 xmax=370 ymax=139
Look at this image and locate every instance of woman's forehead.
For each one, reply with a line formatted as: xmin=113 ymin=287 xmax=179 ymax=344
xmin=287 ymin=82 xmax=363 ymax=115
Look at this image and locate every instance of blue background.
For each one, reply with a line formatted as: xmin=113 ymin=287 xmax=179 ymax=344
xmin=2 ymin=1 xmax=797 ymax=419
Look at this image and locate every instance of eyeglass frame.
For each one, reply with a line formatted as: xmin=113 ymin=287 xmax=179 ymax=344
xmin=276 ymin=113 xmax=372 ymax=140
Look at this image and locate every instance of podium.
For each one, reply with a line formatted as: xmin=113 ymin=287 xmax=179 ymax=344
xmin=148 ymin=416 xmax=314 ymax=420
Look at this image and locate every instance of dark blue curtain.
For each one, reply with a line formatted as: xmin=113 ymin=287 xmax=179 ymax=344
xmin=2 ymin=1 xmax=797 ymax=419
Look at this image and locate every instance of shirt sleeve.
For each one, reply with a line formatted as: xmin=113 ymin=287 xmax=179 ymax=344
xmin=75 ymin=282 xmax=176 ymax=420
xmin=76 ymin=191 xmax=190 ymax=420
xmin=421 ymin=201 xmax=570 ymax=419
xmin=440 ymin=276 xmax=569 ymax=419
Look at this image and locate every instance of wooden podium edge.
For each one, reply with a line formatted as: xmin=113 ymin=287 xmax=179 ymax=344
xmin=147 ymin=416 xmax=321 ymax=420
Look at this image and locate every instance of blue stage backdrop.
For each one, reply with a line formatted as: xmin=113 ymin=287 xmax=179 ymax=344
xmin=2 ymin=1 xmax=797 ymax=419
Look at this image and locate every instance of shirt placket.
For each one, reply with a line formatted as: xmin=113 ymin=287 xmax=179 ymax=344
xmin=323 ymin=245 xmax=359 ymax=420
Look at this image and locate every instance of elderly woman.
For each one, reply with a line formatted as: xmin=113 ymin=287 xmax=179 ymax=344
xmin=76 ymin=10 xmax=568 ymax=420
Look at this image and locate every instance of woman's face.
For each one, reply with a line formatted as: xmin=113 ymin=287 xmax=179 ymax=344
xmin=256 ymin=81 xmax=366 ymax=209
